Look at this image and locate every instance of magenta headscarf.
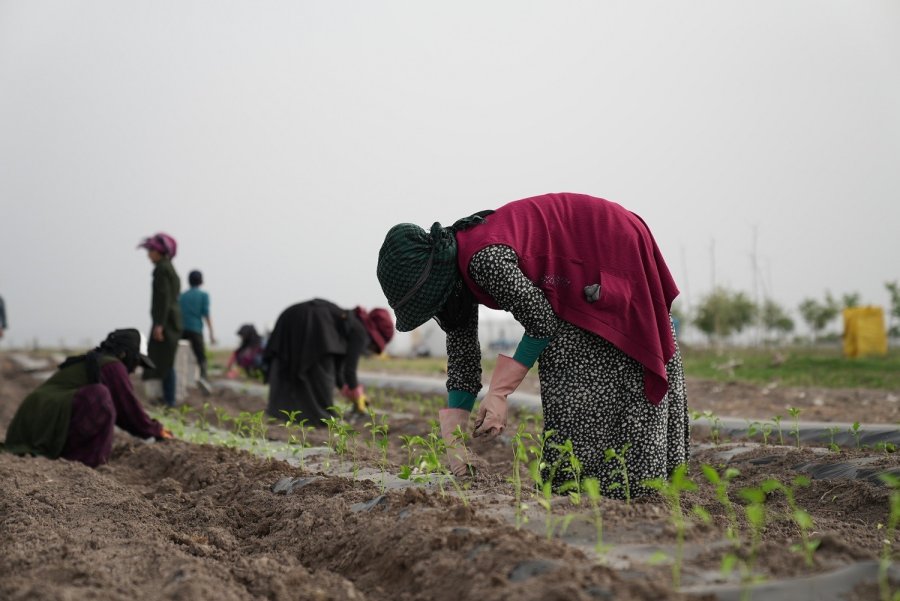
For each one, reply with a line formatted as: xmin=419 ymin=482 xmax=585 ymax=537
xmin=354 ymin=307 xmax=395 ymax=354
xmin=137 ymin=232 xmax=178 ymax=258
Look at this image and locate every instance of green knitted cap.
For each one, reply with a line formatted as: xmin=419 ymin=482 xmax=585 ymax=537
xmin=377 ymin=222 xmax=459 ymax=332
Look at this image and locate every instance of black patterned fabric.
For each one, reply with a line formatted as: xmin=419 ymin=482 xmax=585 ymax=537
xmin=377 ymin=223 xmax=458 ymax=332
xmin=447 ymin=245 xmax=690 ymax=498
xmin=377 ymin=212 xmax=493 ymax=332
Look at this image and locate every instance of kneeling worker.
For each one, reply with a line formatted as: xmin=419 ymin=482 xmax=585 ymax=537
xmin=3 ymin=328 xmax=173 ymax=467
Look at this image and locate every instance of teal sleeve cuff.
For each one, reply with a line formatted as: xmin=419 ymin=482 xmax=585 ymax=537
xmin=448 ymin=390 xmax=476 ymax=412
xmin=512 ymin=334 xmax=552 ymax=368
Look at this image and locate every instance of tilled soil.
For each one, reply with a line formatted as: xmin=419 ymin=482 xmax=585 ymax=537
xmin=2 ymin=356 xmax=900 ymax=600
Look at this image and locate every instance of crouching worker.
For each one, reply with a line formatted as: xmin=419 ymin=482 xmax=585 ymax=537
xmin=225 ymin=324 xmax=267 ymax=380
xmin=377 ymin=192 xmax=689 ymax=495
xmin=264 ymin=299 xmax=395 ymax=423
xmin=3 ymin=328 xmax=173 ymax=468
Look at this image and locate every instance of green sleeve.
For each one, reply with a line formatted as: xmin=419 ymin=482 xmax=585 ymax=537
xmin=512 ymin=334 xmax=551 ymax=368
xmin=151 ymin=265 xmax=171 ymax=326
xmin=448 ymin=390 xmax=476 ymax=412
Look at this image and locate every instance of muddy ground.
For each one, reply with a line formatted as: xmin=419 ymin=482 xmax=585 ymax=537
xmin=2 ymin=355 xmax=900 ymax=600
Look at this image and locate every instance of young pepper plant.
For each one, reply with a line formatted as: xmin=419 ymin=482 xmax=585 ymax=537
xmin=603 ymin=444 xmax=632 ymax=504
xmin=877 ymin=473 xmax=900 ymax=601
xmin=644 ymin=463 xmax=696 ymax=591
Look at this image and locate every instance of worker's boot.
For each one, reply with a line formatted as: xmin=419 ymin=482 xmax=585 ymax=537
xmin=439 ymin=408 xmax=475 ymax=477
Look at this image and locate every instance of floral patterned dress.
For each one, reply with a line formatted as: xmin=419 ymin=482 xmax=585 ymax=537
xmin=445 ymin=245 xmax=690 ymax=498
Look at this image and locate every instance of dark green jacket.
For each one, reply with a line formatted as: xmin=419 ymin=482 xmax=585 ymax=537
xmin=3 ymin=356 xmax=117 ymax=458
xmin=145 ymin=257 xmax=183 ymax=378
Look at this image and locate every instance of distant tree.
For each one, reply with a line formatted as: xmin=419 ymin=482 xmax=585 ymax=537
xmin=693 ymin=287 xmax=756 ymax=344
xmin=885 ymin=281 xmax=900 ymax=337
xmin=841 ymin=292 xmax=861 ymax=308
xmin=761 ymin=299 xmax=794 ymax=341
xmin=797 ymin=292 xmax=839 ymax=343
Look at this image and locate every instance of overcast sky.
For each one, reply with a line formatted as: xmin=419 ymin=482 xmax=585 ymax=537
xmin=1 ymin=1 xmax=899 ymax=350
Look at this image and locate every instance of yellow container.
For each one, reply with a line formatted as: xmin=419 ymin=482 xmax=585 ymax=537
xmin=842 ymin=306 xmax=888 ymax=357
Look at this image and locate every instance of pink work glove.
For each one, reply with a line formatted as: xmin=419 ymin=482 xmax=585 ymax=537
xmin=439 ymin=408 xmax=473 ymax=477
xmin=341 ymin=384 xmax=365 ymax=400
xmin=473 ymin=355 xmax=529 ymax=438
xmin=341 ymin=384 xmax=368 ymax=412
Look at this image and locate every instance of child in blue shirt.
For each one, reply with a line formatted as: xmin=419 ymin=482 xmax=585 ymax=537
xmin=179 ymin=270 xmax=216 ymax=392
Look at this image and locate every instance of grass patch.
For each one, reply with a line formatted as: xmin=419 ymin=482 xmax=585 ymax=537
xmin=680 ymin=346 xmax=900 ymax=389
xmin=358 ymin=345 xmax=900 ymax=390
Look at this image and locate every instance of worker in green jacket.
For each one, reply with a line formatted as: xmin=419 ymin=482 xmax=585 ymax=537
xmin=138 ymin=232 xmax=183 ymax=407
xmin=3 ymin=328 xmax=172 ymax=467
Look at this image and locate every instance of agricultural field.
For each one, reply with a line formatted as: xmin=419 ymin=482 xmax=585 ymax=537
xmin=2 ymin=348 xmax=900 ymax=600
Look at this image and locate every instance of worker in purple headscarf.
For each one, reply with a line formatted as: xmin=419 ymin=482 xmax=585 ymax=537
xmin=137 ymin=232 xmax=183 ymax=407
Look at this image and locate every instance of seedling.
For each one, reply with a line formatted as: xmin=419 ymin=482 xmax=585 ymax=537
xmin=849 ymin=421 xmax=863 ymax=449
xmin=701 ymin=410 xmax=722 ymax=445
xmin=510 ymin=423 xmax=529 ymax=529
xmin=281 ymin=410 xmax=314 ymax=469
xmin=232 ymin=410 xmax=268 ymax=442
xmin=546 ymin=442 xmax=587 ymax=539
xmin=399 ymin=434 xmax=424 ymax=471
xmin=700 ymin=464 xmax=759 ymax=588
xmin=322 ymin=414 xmax=341 ymax=454
xmin=582 ymin=478 xmax=611 ymax=559
xmin=827 ymin=426 xmax=841 ymax=452
xmin=876 ymin=442 xmax=898 ymax=455
xmin=760 ymin=422 xmax=773 ymax=446
xmin=738 ymin=481 xmax=777 ymax=600
xmin=280 ymin=409 xmax=303 ymax=429
xmin=644 ymin=463 xmax=696 ymax=590
xmin=412 ymin=420 xmax=470 ymax=504
xmin=877 ymin=473 xmax=900 ymax=601
xmin=701 ymin=464 xmax=741 ymax=542
xmin=400 ymin=421 xmax=447 ymax=488
xmin=788 ymin=406 xmax=802 ymax=449
xmin=445 ymin=424 xmax=473 ymax=506
xmin=322 ymin=407 xmax=359 ymax=472
xmin=603 ymin=444 xmax=632 ymax=503
xmin=197 ymin=402 xmax=212 ymax=431
xmin=746 ymin=420 xmax=759 ymax=441
xmin=522 ymin=429 xmax=558 ymax=539
xmin=364 ymin=411 xmax=390 ymax=490
xmin=768 ymin=476 xmax=819 ymax=566
xmin=772 ymin=415 xmax=784 ymax=445
xmin=214 ymin=406 xmax=231 ymax=429
xmin=551 ymin=439 xmax=583 ymax=506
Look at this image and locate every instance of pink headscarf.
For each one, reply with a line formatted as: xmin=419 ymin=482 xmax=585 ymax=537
xmin=137 ymin=232 xmax=178 ymax=258
xmin=355 ymin=307 xmax=395 ymax=354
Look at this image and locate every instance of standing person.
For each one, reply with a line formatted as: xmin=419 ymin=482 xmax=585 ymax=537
xmin=264 ymin=299 xmax=394 ymax=423
xmin=179 ymin=269 xmax=216 ymax=394
xmin=2 ymin=328 xmax=172 ymax=468
xmin=137 ymin=233 xmax=183 ymax=407
xmin=0 ymin=293 xmax=6 ymax=340
xmin=377 ymin=192 xmax=689 ymax=497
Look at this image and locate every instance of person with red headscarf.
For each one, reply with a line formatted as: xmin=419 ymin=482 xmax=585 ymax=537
xmin=137 ymin=232 xmax=183 ymax=407
xmin=263 ymin=299 xmax=394 ymax=423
